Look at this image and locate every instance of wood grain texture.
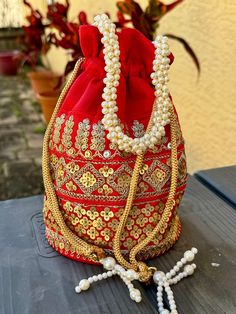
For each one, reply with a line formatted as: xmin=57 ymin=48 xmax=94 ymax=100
xmin=195 ymin=165 xmax=236 ymax=208
xmin=147 ymin=176 xmax=236 ymax=314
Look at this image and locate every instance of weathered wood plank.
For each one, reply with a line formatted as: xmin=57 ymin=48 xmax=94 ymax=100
xmin=195 ymin=165 xmax=236 ymax=209
xmin=147 ymin=176 xmax=236 ymax=314
xmin=0 ymin=196 xmax=157 ymax=314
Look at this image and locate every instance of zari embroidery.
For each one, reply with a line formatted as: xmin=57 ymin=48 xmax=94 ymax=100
xmin=75 ymin=119 xmax=90 ymax=151
xmin=62 ymin=116 xmax=74 ymax=149
xmin=91 ymin=121 xmax=105 ymax=152
xmin=53 ymin=114 xmax=65 ymax=145
xmin=132 ymin=120 xmax=145 ymax=138
xmin=50 ymin=114 xmax=184 ymax=160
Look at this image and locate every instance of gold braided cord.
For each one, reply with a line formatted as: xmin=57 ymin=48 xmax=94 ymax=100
xmin=113 ymin=154 xmax=144 ymax=270
xmin=129 ymin=107 xmax=178 ymax=266
xmin=113 ymin=106 xmax=178 ymax=276
xmin=42 ymin=58 xmax=106 ymax=262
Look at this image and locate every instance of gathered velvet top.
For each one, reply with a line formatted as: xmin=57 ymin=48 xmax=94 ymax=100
xmin=58 ymin=25 xmax=174 ymax=129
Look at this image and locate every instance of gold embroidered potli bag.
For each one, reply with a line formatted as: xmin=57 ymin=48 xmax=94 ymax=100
xmin=42 ymin=14 xmax=198 ymax=313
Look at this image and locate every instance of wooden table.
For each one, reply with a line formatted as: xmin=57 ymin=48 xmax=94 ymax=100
xmin=0 ymin=175 xmax=236 ymax=314
xmin=195 ymin=165 xmax=236 ymax=209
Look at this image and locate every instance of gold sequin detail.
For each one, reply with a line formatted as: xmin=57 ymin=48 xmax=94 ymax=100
xmin=130 ymin=225 xmax=142 ymax=239
xmin=101 ymin=228 xmax=111 ymax=241
xmin=62 ymin=116 xmax=74 ymax=149
xmin=86 ymin=207 xmax=99 ymax=220
xmin=87 ymin=227 xmax=99 ymax=240
xmin=101 ymin=207 xmax=114 ymax=221
xmin=98 ymin=184 xmax=113 ymax=195
xmin=65 ymin=180 xmax=77 ymax=191
xmin=79 ymin=171 xmax=97 ymax=188
xmin=91 ymin=121 xmax=105 ymax=151
xmin=99 ymin=166 xmax=114 ymax=177
xmin=53 ymin=114 xmax=65 ymax=145
xmin=50 ymin=192 xmax=184 ymax=251
xmin=151 ymin=169 xmax=166 ymax=183
xmin=92 ymin=217 xmax=106 ymax=230
xmin=66 ymin=162 xmax=80 ymax=174
xmin=139 ymin=163 xmax=148 ymax=175
xmin=75 ymin=119 xmax=90 ymax=151
xmin=85 ymin=150 xmax=92 ymax=159
xmin=117 ymin=173 xmax=131 ymax=187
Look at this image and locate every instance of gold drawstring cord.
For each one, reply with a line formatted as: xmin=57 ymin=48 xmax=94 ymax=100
xmin=113 ymin=106 xmax=178 ymax=281
xmin=42 ymin=58 xmax=106 ymax=262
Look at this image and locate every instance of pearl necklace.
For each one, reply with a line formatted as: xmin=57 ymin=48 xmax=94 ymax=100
xmin=93 ymin=14 xmax=172 ymax=155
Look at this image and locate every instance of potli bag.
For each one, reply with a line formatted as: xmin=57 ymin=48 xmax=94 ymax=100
xmin=42 ymin=14 xmax=198 ymax=313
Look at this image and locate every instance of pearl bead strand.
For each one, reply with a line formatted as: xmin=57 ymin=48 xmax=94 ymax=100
xmin=153 ymin=247 xmax=198 ymax=314
xmin=93 ymin=14 xmax=172 ymax=155
xmin=75 ymin=257 xmax=141 ymax=303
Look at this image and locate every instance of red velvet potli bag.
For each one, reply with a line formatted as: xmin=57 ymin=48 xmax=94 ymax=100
xmin=42 ymin=14 xmax=197 ymax=313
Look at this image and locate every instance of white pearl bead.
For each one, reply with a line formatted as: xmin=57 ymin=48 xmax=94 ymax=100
xmin=130 ymin=289 xmax=141 ymax=301
xmin=153 ymin=271 xmax=165 ymax=284
xmin=170 ymin=269 xmax=176 ymax=277
xmin=75 ymin=286 xmax=81 ymax=293
xmin=184 ymin=250 xmax=195 ymax=262
xmin=191 ymin=247 xmax=198 ymax=254
xmin=107 ymin=271 xmax=114 ymax=277
xmin=79 ymin=279 xmax=90 ymax=291
xmin=135 ymin=295 xmax=142 ymax=303
xmin=101 ymin=257 xmax=116 ymax=270
xmin=184 ymin=265 xmax=195 ymax=275
xmin=126 ymin=269 xmax=138 ymax=280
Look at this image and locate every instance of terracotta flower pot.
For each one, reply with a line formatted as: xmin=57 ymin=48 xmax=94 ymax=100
xmin=0 ymin=50 xmax=21 ymax=75
xmin=28 ymin=70 xmax=63 ymax=94
xmin=37 ymin=90 xmax=61 ymax=124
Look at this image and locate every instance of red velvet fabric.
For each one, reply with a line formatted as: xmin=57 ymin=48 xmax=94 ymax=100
xmin=58 ymin=25 xmax=174 ymax=126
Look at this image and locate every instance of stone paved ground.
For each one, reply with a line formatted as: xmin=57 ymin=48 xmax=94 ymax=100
xmin=0 ymin=73 xmax=46 ymax=200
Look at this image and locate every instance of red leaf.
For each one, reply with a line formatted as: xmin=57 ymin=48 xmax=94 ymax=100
xmin=78 ymin=11 xmax=88 ymax=25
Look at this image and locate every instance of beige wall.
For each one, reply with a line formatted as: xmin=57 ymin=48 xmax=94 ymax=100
xmin=25 ymin=0 xmax=236 ymax=173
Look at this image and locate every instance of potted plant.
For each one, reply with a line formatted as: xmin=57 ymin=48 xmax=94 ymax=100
xmin=22 ymin=0 xmax=63 ymax=95
xmin=20 ymin=1 xmax=64 ymax=123
xmin=47 ymin=0 xmax=87 ymax=76
xmin=36 ymin=0 xmax=86 ymax=123
xmin=116 ymin=0 xmax=200 ymax=73
xmin=0 ymin=0 xmax=25 ymax=75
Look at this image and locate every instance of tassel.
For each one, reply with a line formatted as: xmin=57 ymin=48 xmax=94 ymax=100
xmin=75 ymin=257 xmax=142 ymax=303
xmin=153 ymin=247 xmax=198 ymax=313
xmin=75 ymin=248 xmax=198 ymax=311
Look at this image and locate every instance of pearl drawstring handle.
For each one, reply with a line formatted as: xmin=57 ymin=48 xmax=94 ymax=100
xmin=93 ymin=13 xmax=172 ymax=155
